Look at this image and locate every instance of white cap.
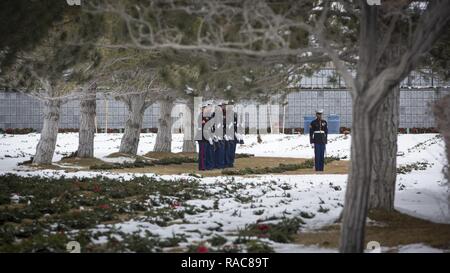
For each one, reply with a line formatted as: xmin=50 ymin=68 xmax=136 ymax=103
xmin=316 ymin=109 xmax=324 ymax=114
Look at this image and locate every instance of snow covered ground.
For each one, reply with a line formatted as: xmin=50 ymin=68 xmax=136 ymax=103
xmin=0 ymin=132 xmax=448 ymax=252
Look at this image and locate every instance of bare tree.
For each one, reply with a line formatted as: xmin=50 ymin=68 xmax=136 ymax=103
xmin=157 ymin=60 xmax=206 ymax=153
xmin=433 ymin=95 xmax=450 ymax=182
xmin=153 ymin=96 xmax=175 ymax=152
xmin=182 ymin=96 xmax=196 ymax=152
xmin=77 ymin=83 xmax=97 ymax=158
xmin=433 ymin=94 xmax=450 ymax=222
xmin=1 ymin=13 xmax=102 ymax=165
xmin=32 ymin=85 xmax=63 ymax=165
xmin=369 ymin=85 xmax=400 ymax=210
xmin=110 ymin=68 xmax=158 ymax=156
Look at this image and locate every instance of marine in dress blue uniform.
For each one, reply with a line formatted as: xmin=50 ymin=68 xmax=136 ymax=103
xmin=222 ymin=102 xmax=239 ymax=168
xmin=204 ymin=106 xmax=216 ymax=170
xmin=197 ymin=106 xmax=208 ymax=171
xmin=230 ymin=110 xmax=240 ymax=166
xmin=309 ymin=109 xmax=328 ymax=171
xmin=222 ymin=104 xmax=231 ymax=168
xmin=198 ymin=105 xmax=215 ymax=170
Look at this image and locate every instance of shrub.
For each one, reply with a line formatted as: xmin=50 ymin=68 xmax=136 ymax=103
xmin=398 ymin=127 xmax=439 ymax=134
xmin=234 ymin=153 xmax=254 ymax=159
xmin=397 ymin=161 xmax=432 ymax=174
xmin=0 ymin=174 xmax=210 ymax=252
xmin=89 ymin=156 xmax=198 ymax=170
xmin=246 ymin=240 xmax=274 ymax=253
xmin=153 ymin=157 xmax=196 ymax=165
xmin=237 ymin=217 xmax=305 ymax=244
xmin=58 ymin=128 xmax=78 ymax=133
xmin=340 ymin=127 xmax=351 ymax=134
xmin=4 ymin=128 xmax=35 ymax=135
xmin=208 ymin=235 xmax=228 ymax=247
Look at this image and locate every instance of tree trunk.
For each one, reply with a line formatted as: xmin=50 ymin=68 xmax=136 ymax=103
xmin=33 ymin=99 xmax=61 ymax=165
xmin=339 ymin=98 xmax=374 ymax=253
xmin=433 ymin=95 xmax=450 ymax=182
xmin=153 ymin=99 xmax=173 ymax=152
xmin=369 ymin=86 xmax=400 ymax=210
xmin=77 ymin=86 xmax=96 ymax=158
xmin=182 ymin=97 xmax=196 ymax=153
xmin=119 ymin=95 xmax=147 ymax=155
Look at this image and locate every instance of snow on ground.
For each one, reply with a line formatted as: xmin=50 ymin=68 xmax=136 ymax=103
xmin=395 ymin=244 xmax=445 ymax=253
xmin=0 ymin=133 xmax=349 ymax=171
xmin=0 ymin=132 xmax=448 ymax=252
xmin=239 ymin=133 xmax=351 ymax=159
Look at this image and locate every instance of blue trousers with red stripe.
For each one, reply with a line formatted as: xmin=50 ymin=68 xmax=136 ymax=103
xmin=205 ymin=142 xmax=215 ymax=170
xmin=198 ymin=141 xmax=206 ymax=171
xmin=198 ymin=141 xmax=215 ymax=170
xmin=314 ymin=143 xmax=326 ymax=171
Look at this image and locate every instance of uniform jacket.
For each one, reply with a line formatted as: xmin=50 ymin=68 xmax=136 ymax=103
xmin=199 ymin=111 xmax=209 ymax=141
xmin=222 ymin=106 xmax=228 ymax=138
xmin=309 ymin=118 xmax=328 ymax=144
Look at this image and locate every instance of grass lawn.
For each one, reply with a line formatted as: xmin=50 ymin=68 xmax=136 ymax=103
xmin=294 ymin=210 xmax=450 ymax=251
xmin=53 ymin=152 xmax=349 ymax=176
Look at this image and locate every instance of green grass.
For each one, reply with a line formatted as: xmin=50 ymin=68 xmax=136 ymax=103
xmin=397 ymin=161 xmax=432 ymax=174
xmin=89 ymin=156 xmax=198 ymax=170
xmin=222 ymin=156 xmax=341 ymax=175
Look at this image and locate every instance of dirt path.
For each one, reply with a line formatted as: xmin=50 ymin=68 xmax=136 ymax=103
xmin=112 ymin=156 xmax=348 ymax=176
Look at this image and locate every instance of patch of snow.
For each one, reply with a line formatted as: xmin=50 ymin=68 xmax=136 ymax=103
xmin=396 ymin=244 xmax=445 ymax=253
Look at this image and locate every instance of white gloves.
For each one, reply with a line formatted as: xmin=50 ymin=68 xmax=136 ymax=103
xmin=208 ymin=138 xmax=213 ymax=145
